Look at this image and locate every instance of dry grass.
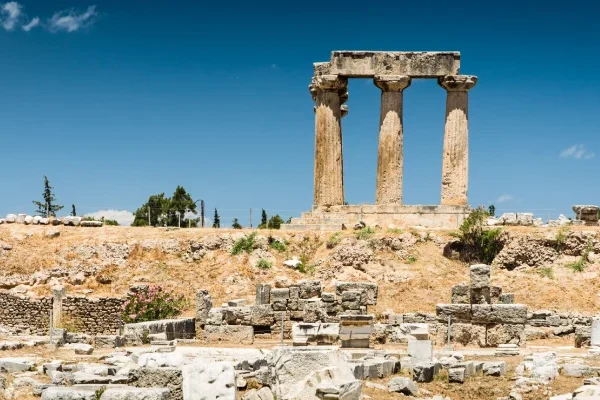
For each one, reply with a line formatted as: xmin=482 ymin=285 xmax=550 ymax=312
xmin=2 ymin=225 xmax=600 ymax=315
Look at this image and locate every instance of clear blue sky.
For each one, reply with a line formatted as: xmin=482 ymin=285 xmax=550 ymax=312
xmin=1 ymin=0 xmax=599 ymax=226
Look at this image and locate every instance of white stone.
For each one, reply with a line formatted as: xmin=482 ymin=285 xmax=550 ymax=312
xmin=388 ymin=376 xmax=418 ymax=395
xmin=17 ymin=213 xmax=27 ymax=223
xmin=408 ymin=339 xmax=432 ymax=362
xmin=41 ymin=387 xmax=98 ymax=400
xmin=0 ymin=357 xmax=36 ymax=372
xmin=572 ymin=384 xmax=600 ymax=398
xmin=65 ymin=343 xmax=94 ymax=355
xmin=24 ymin=215 xmax=34 ymax=224
xmin=182 ymin=361 xmax=236 ymax=400
xmin=100 ymin=387 xmax=170 ymax=399
xmin=284 ymin=257 xmax=302 ymax=269
xmin=40 ymin=217 xmax=50 ymax=225
xmin=591 ymin=317 xmax=600 ymax=347
xmin=5 ymin=214 xmax=17 ymax=223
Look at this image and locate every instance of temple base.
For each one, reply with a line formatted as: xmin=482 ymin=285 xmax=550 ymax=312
xmin=281 ymin=204 xmax=471 ymax=231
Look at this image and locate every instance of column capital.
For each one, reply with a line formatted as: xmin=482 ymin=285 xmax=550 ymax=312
xmin=374 ymin=75 xmax=411 ymax=92
xmin=310 ymin=75 xmax=348 ymax=101
xmin=438 ymin=75 xmax=477 ymax=92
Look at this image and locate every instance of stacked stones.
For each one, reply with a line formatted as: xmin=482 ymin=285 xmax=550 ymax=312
xmin=0 ymin=292 xmax=52 ymax=335
xmin=573 ymin=205 xmax=599 ymax=226
xmin=62 ymin=296 xmax=125 ymax=335
xmin=436 ymin=264 xmax=527 ymax=347
xmin=200 ymin=281 xmax=378 ymax=344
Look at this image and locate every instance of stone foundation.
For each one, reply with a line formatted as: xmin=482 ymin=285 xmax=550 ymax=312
xmin=283 ymin=204 xmax=470 ymax=230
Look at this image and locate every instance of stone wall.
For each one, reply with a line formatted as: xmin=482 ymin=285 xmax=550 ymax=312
xmin=0 ymin=291 xmax=52 ymax=335
xmin=63 ymin=296 xmax=125 ymax=335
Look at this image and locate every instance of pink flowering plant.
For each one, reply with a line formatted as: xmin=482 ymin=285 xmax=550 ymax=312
xmin=121 ymin=285 xmax=187 ymax=323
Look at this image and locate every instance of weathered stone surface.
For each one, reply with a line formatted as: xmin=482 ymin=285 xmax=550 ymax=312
xmin=81 ymin=220 xmax=103 ymax=227
xmin=486 ymin=324 xmax=526 ymax=347
xmin=94 ymin=335 xmax=125 ymax=349
xmin=100 ymin=387 xmax=170 ymax=399
xmin=439 ymin=76 xmax=477 ymax=206
xmin=335 ymin=282 xmax=377 ymax=305
xmin=388 ymin=376 xmax=418 ymax=395
xmin=0 ymin=357 xmax=36 ymax=372
xmin=125 ymin=318 xmax=196 ymax=341
xmin=572 ymin=384 xmax=600 ymax=398
xmin=128 ymin=367 xmax=182 ymax=400
xmin=251 ymin=305 xmax=274 ymax=326
xmin=562 ymin=363 xmax=592 ymax=377
xmin=469 ymin=264 xmax=490 ymax=289
xmin=448 ymin=367 xmax=465 ymax=383
xmin=182 ymin=361 xmax=236 ymax=400
xmin=315 ymin=380 xmax=361 ymax=400
xmin=256 ymin=284 xmax=271 ymax=305
xmin=450 ymin=284 xmax=469 ymax=304
xmin=298 ymin=280 xmax=322 ymax=299
xmin=204 ymin=325 xmax=254 ymax=345
xmin=471 ymin=305 xmax=527 ymax=324
xmin=207 ymin=308 xmax=224 ymax=326
xmin=436 ymin=304 xmax=471 ymax=322
xmin=435 ymin=323 xmax=486 ymax=347
xmin=483 ymin=361 xmax=506 ymax=376
xmin=316 ymin=51 xmax=460 ymax=78
xmin=412 ymin=362 xmax=435 ymax=383
xmin=195 ymin=290 xmax=212 ymax=327
xmin=41 ymin=386 xmax=97 ymax=400
xmin=573 ymin=205 xmax=599 ymax=225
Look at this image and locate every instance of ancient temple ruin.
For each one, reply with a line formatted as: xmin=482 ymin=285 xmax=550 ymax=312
xmin=284 ymin=51 xmax=477 ymax=230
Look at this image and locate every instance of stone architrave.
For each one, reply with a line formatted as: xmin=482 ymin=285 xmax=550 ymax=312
xmin=52 ymin=285 xmax=66 ymax=329
xmin=438 ymin=75 xmax=477 ymax=206
xmin=310 ymin=75 xmax=348 ymax=207
xmin=373 ymin=75 xmax=411 ymax=205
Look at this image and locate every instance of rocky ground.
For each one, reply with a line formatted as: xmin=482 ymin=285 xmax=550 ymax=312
xmin=1 ymin=224 xmax=600 ymax=316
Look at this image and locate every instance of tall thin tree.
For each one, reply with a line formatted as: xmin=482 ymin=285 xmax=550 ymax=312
xmin=71 ymin=204 xmax=77 ymax=216
xmin=32 ymin=176 xmax=64 ymax=217
xmin=213 ymin=208 xmax=220 ymax=228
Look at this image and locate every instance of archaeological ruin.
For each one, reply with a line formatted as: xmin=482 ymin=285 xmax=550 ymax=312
xmin=285 ymin=51 xmax=477 ymax=231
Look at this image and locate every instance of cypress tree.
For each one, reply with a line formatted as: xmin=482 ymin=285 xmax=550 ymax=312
xmin=32 ymin=176 xmax=64 ymax=217
xmin=213 ymin=208 xmax=220 ymax=228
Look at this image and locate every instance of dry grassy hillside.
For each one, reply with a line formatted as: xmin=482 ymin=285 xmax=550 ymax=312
xmin=1 ymin=224 xmax=599 ymax=316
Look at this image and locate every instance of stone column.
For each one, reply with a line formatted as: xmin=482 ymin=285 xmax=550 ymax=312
xmin=310 ymin=75 xmax=348 ymax=207
xmin=52 ymin=285 xmax=65 ymax=329
xmin=438 ymin=75 xmax=477 ymax=206
xmin=591 ymin=317 xmax=600 ymax=347
xmin=374 ymin=75 xmax=411 ymax=204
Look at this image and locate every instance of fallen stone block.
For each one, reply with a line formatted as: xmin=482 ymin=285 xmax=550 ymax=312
xmin=99 ymin=387 xmax=170 ymax=399
xmin=95 ymin=335 xmax=126 ymax=349
xmin=412 ymin=362 xmax=435 ymax=383
xmin=81 ymin=220 xmax=103 ymax=227
xmin=182 ymin=361 xmax=236 ymax=400
xmin=315 ymin=380 xmax=361 ymax=400
xmin=128 ymin=367 xmax=182 ymax=400
xmin=65 ymin=343 xmax=94 ymax=355
xmin=291 ymin=323 xmax=339 ymax=346
xmin=0 ymin=357 xmax=36 ymax=372
xmin=483 ymin=361 xmax=506 ymax=376
xmin=124 ymin=318 xmax=196 ymax=342
xmin=448 ymin=367 xmax=465 ymax=383
xmin=388 ymin=376 xmax=418 ymax=395
xmin=242 ymin=387 xmax=274 ymax=400
xmin=455 ymin=361 xmax=475 ymax=378
xmin=562 ymin=363 xmax=592 ymax=377
xmin=41 ymin=386 xmax=98 ymax=400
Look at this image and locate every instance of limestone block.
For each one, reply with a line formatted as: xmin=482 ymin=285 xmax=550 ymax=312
xmin=471 ymin=305 xmax=527 ymax=324
xmin=399 ymin=323 xmax=429 ymax=340
xmin=412 ymin=362 xmax=435 ymax=383
xmin=223 ymin=307 xmax=252 ymax=325
xmin=388 ymin=314 xmax=403 ymax=326
xmin=436 ymin=304 xmax=471 ymax=322
xmin=470 ymin=287 xmax=491 ymax=304
xmin=41 ymin=387 xmax=98 ymax=400
xmin=289 ymin=286 xmax=299 ymax=299
xmin=490 ymin=286 xmax=502 ymax=303
xmin=470 ymin=264 xmax=490 ymax=289
xmin=362 ymin=358 xmax=396 ymax=379
xmin=182 ymin=361 xmax=236 ymax=400
xmin=435 ymin=323 xmax=486 ymax=347
xmin=408 ymin=340 xmax=432 ymax=362
xmin=242 ymin=388 xmax=274 ymax=400
xmin=303 ymin=301 xmax=329 ymax=323
xmin=388 ymin=376 xmax=418 ymax=395
xmin=255 ymin=284 xmax=271 ymax=305
xmin=204 ymin=325 xmax=254 ymax=345
xmin=207 ymin=308 xmax=224 ymax=325
xmin=454 ymin=361 xmax=475 ymax=378
xmin=483 ymin=361 xmax=506 ymax=376
xmin=0 ymin=357 xmax=36 ymax=372
xmin=341 ymin=291 xmax=361 ymax=310
xmin=94 ymin=335 xmax=125 ymax=349
xmin=315 ymin=380 xmax=362 ymax=400
xmin=573 ymin=384 xmax=600 ymax=398
xmin=195 ymin=290 xmax=212 ymax=327
xmin=499 ymin=294 xmax=514 ymax=304
xmin=451 ymin=283 xmax=469 ymax=304
xmin=81 ymin=220 xmax=103 ymax=227
xmin=562 ymin=363 xmax=592 ymax=377
xmin=100 ymin=387 xmax=170 ymax=399
xmin=486 ymin=324 xmax=526 ymax=347
xmin=251 ymin=305 xmax=274 ymax=326
xmin=448 ymin=367 xmax=465 ymax=383
xmin=299 ymin=280 xmax=322 ymax=299
xmin=322 ymin=292 xmax=335 ymax=302
xmin=124 ymin=318 xmax=196 ymax=340
xmin=272 ymin=300 xmax=287 ymax=311
xmin=128 ymin=367 xmax=182 ymax=400
xmin=271 ymin=288 xmax=290 ymax=302
xmin=291 ymin=323 xmax=340 ymax=345
xmin=335 ymin=282 xmax=378 ymax=305
xmin=65 ymin=343 xmax=94 ymax=355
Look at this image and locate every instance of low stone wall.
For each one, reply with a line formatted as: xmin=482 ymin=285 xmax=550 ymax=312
xmin=0 ymin=291 xmax=52 ymax=335
xmin=62 ymin=296 xmax=125 ymax=335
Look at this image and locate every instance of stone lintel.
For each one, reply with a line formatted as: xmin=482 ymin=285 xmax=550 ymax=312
xmin=438 ymin=75 xmax=478 ymax=91
xmin=374 ymin=75 xmax=411 ymax=92
xmin=315 ymin=51 xmax=461 ymax=78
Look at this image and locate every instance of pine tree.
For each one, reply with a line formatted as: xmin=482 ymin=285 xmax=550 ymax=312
xmin=268 ymin=214 xmax=284 ymax=229
xmin=32 ymin=176 xmax=64 ymax=217
xmin=213 ymin=208 xmax=220 ymax=228
xmin=488 ymin=205 xmax=496 ymax=217
xmin=71 ymin=204 xmax=77 ymax=216
xmin=232 ymin=218 xmax=242 ymax=229
xmin=259 ymin=209 xmax=268 ymax=229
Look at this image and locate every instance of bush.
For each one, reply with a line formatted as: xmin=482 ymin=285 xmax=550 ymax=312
xmin=452 ymin=207 xmax=503 ymax=264
xmin=269 ymin=240 xmax=287 ymax=252
xmin=103 ymin=219 xmax=119 ymax=226
xmin=121 ymin=285 xmax=186 ymax=323
xmin=566 ymin=258 xmax=585 ymax=272
xmin=405 ymin=255 xmax=417 ymax=264
xmin=387 ymin=228 xmax=403 ymax=234
xmin=257 ymin=258 xmax=273 ymax=270
xmin=231 ymin=233 xmax=257 ymax=255
xmin=356 ymin=227 xmax=375 ymax=240
xmin=326 ymin=232 xmax=343 ymax=249
xmin=554 ymin=226 xmax=570 ymax=253
xmin=539 ymin=266 xmax=554 ymax=279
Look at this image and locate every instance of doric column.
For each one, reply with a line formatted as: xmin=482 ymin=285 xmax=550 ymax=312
xmin=310 ymin=74 xmax=348 ymax=207
xmin=438 ymin=75 xmax=477 ymax=206
xmin=373 ymin=75 xmax=411 ymax=204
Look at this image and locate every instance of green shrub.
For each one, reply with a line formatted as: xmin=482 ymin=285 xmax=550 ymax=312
xmin=539 ymin=266 xmax=554 ymax=279
xmin=356 ymin=227 xmax=375 ymax=240
xmin=231 ymin=233 xmax=257 ymax=255
xmin=269 ymin=239 xmax=287 ymax=252
xmin=326 ymin=232 xmax=343 ymax=249
xmin=554 ymin=226 xmax=570 ymax=253
xmin=121 ymin=285 xmax=186 ymax=323
xmin=450 ymin=207 xmax=503 ymax=264
xmin=387 ymin=228 xmax=403 ymax=234
xmin=566 ymin=258 xmax=585 ymax=272
xmin=257 ymin=258 xmax=273 ymax=270
xmin=405 ymin=255 xmax=417 ymax=264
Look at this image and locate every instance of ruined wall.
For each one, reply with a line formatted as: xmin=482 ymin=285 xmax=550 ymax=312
xmin=0 ymin=291 xmax=52 ymax=335
xmin=63 ymin=296 xmax=125 ymax=335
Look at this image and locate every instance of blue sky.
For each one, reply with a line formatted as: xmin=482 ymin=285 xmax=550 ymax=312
xmin=1 ymin=0 xmax=599 ymax=226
